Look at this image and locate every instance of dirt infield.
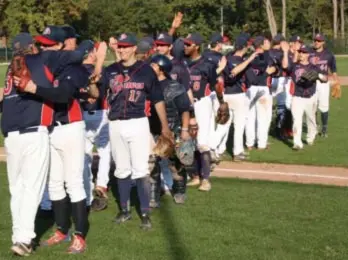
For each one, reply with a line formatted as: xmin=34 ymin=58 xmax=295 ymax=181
xmin=0 ymin=147 xmax=347 ymax=187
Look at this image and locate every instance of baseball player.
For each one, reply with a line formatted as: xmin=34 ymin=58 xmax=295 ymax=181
xmin=310 ymin=33 xmax=338 ymax=137
xmin=1 ymin=33 xmax=50 ymax=257
xmin=148 ymin=54 xmax=191 ymax=204
xmin=245 ymin=35 xmax=276 ymax=150
xmin=99 ymin=33 xmax=171 ymax=229
xmin=22 ymin=28 xmax=100 ymax=254
xmin=183 ymin=32 xmax=220 ymax=191
xmin=210 ymin=35 xmax=260 ymax=161
xmin=80 ymin=41 xmax=111 ymax=212
xmin=203 ymin=32 xmax=227 ymax=76
xmin=282 ymin=43 xmax=328 ymax=149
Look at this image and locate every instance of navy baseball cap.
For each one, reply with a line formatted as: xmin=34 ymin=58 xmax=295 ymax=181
xmin=77 ymin=40 xmax=97 ymax=56
xmin=239 ymin=32 xmax=251 ymax=41
xmin=289 ymin=35 xmax=303 ymax=43
xmin=12 ymin=33 xmax=33 ymax=51
xmin=234 ymin=35 xmax=249 ymax=50
xmin=273 ymin=33 xmax=285 ymax=44
xmin=137 ymin=40 xmax=152 ymax=54
xmin=183 ymin=32 xmax=203 ymax=45
xmin=117 ymin=33 xmax=137 ymax=47
xmin=210 ymin=32 xmax=223 ymax=44
xmin=298 ymin=45 xmax=311 ymax=53
xmin=155 ymin=32 xmax=173 ymax=45
xmin=314 ymin=33 xmax=325 ymax=42
xmin=35 ymin=26 xmax=66 ymax=46
xmin=253 ymin=36 xmax=265 ymax=48
xmin=61 ymin=25 xmax=80 ymax=39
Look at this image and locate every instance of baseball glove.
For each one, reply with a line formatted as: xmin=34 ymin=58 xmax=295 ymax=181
xmin=300 ymin=70 xmax=319 ymax=82
xmin=152 ymin=135 xmax=175 ymax=159
xmin=331 ymin=80 xmax=341 ymax=99
xmin=216 ymin=102 xmax=230 ymax=124
xmin=10 ymin=55 xmax=31 ymax=91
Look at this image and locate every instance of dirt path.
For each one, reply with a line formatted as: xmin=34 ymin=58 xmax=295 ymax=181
xmin=0 ymin=148 xmax=347 ymax=187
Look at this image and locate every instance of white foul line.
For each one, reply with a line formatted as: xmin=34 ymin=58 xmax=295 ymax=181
xmin=215 ymin=168 xmax=348 ymax=181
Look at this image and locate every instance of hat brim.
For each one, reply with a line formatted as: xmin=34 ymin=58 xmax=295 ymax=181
xmin=34 ymin=35 xmax=58 ymax=46
xmin=314 ymin=38 xmax=325 ymax=42
xmin=155 ymin=40 xmax=171 ymax=46
xmin=117 ymin=42 xmax=136 ymax=47
xmin=183 ymin=39 xmax=195 ymax=45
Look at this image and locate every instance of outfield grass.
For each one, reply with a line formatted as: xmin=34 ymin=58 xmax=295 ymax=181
xmin=336 ymin=57 xmax=348 ymax=76
xmin=0 ymin=162 xmax=348 ymax=259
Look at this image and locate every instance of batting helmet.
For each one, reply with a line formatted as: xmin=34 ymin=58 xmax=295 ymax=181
xmin=150 ymin=54 xmax=173 ymax=76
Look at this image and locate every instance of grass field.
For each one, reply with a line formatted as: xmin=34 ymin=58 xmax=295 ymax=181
xmin=0 ymin=163 xmax=348 ymax=259
xmin=336 ymin=57 xmax=348 ymax=76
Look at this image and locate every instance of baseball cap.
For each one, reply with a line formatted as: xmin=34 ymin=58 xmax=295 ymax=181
xmin=61 ymin=25 xmax=80 ymax=39
xmin=239 ymin=32 xmax=251 ymax=41
xmin=253 ymin=36 xmax=265 ymax=48
xmin=298 ymin=45 xmax=311 ymax=53
xmin=314 ymin=33 xmax=325 ymax=42
xmin=117 ymin=33 xmax=137 ymax=47
xmin=289 ymin=35 xmax=303 ymax=43
xmin=77 ymin=40 xmax=97 ymax=56
xmin=210 ymin=32 xmax=223 ymax=44
xmin=35 ymin=26 xmax=66 ymax=46
xmin=155 ymin=32 xmax=173 ymax=45
xmin=12 ymin=33 xmax=33 ymax=51
xmin=234 ymin=35 xmax=249 ymax=50
xmin=272 ymin=33 xmax=285 ymax=44
xmin=137 ymin=40 xmax=152 ymax=54
xmin=183 ymin=32 xmax=203 ymax=45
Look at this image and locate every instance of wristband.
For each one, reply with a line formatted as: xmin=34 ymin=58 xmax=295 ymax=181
xmin=181 ymin=128 xmax=189 ymax=131
xmin=318 ymin=73 xmax=325 ymax=81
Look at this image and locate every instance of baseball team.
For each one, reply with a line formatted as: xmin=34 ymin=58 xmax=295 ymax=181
xmin=0 ymin=13 xmax=339 ymax=257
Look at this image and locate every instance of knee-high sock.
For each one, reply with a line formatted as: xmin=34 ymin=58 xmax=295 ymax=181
xmin=52 ymin=196 xmax=70 ymax=235
xmin=118 ymin=176 xmax=132 ymax=212
xmin=321 ymin=112 xmax=328 ymax=132
xmin=71 ymin=199 xmax=88 ymax=238
xmin=136 ymin=177 xmax=150 ymax=215
xmin=200 ymin=151 xmax=211 ymax=180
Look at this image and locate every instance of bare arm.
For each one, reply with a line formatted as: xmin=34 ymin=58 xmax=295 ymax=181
xmin=168 ymin=12 xmax=183 ymax=36
xmin=231 ymin=51 xmax=259 ymax=76
xmin=154 ymin=101 xmax=172 ymax=140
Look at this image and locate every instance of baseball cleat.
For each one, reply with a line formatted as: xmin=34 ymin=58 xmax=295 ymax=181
xmin=292 ymin=145 xmax=303 ymax=151
xmin=320 ymin=132 xmax=328 ymax=138
xmin=187 ymin=177 xmax=200 ymax=187
xmin=173 ymin=193 xmax=186 ymax=204
xmin=67 ymin=234 xmax=86 ymax=254
xmin=149 ymin=200 xmax=160 ymax=208
xmin=198 ymin=179 xmax=211 ymax=192
xmin=41 ymin=230 xmax=70 ymax=247
xmin=233 ymin=153 xmax=248 ymax=162
xmin=140 ymin=214 xmax=152 ymax=230
xmin=11 ymin=242 xmax=32 ymax=256
xmin=114 ymin=211 xmax=132 ymax=224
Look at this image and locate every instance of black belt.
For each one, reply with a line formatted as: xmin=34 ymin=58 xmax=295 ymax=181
xmin=4 ymin=126 xmax=41 ymax=138
xmin=53 ymin=121 xmax=68 ymax=126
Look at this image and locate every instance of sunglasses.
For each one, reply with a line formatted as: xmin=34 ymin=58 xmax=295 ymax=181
xmin=184 ymin=43 xmax=193 ymax=47
xmin=314 ymin=39 xmax=324 ymax=43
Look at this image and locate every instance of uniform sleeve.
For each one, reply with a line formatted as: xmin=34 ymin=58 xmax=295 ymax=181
xmin=173 ymin=92 xmax=191 ymax=114
xmin=178 ymin=65 xmax=191 ymax=91
xmin=329 ymin=53 xmax=337 ymax=73
xmin=146 ymin=73 xmax=164 ymax=104
xmin=45 ymin=51 xmax=84 ymax=75
xmin=208 ymin=63 xmax=217 ymax=89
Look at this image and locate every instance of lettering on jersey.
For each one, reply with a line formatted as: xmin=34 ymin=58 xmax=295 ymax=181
xmin=310 ymin=56 xmax=328 ymax=72
xmin=294 ymin=68 xmax=305 ymax=81
xmin=171 ymin=73 xmax=178 ymax=80
xmin=109 ymin=74 xmax=144 ymax=95
xmin=252 ymin=68 xmax=260 ymax=75
xmin=4 ymin=71 xmax=13 ymax=95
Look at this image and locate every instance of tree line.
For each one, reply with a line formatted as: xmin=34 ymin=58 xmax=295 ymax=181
xmin=0 ymin=0 xmax=346 ymax=44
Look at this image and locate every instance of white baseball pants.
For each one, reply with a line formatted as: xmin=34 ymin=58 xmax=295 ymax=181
xmin=5 ymin=126 xmax=49 ymax=244
xmin=316 ymin=81 xmax=330 ymax=113
xmin=245 ymin=86 xmax=273 ymax=149
xmin=109 ymin=117 xmax=150 ymax=180
xmin=291 ymin=95 xmax=317 ymax=148
xmin=48 ymin=121 xmax=86 ymax=203
xmin=83 ymin=110 xmax=111 ymax=206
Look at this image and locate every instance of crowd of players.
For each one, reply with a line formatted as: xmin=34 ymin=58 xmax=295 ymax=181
xmin=0 ymin=12 xmax=338 ymax=257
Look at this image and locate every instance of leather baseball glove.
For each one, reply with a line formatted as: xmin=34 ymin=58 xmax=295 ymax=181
xmin=216 ymin=102 xmax=230 ymax=124
xmin=10 ymin=55 xmax=31 ymax=91
xmin=152 ymin=135 xmax=175 ymax=159
xmin=300 ymin=70 xmax=319 ymax=82
xmin=331 ymin=80 xmax=341 ymax=99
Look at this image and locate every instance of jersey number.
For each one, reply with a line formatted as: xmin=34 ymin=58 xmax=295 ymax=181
xmin=128 ymin=89 xmax=141 ymax=102
xmin=320 ymin=64 xmax=328 ymax=72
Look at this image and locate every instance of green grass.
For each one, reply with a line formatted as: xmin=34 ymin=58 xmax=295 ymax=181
xmin=0 ymin=162 xmax=348 ymax=259
xmin=336 ymin=57 xmax=348 ymax=76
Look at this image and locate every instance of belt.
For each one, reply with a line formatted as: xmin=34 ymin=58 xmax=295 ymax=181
xmin=88 ymin=111 xmax=96 ymax=115
xmin=4 ymin=126 xmax=42 ymax=138
xmin=53 ymin=121 xmax=68 ymax=126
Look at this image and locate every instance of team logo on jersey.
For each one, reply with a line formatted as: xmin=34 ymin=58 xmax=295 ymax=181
xmin=295 ymin=68 xmax=305 ymax=81
xmin=310 ymin=56 xmax=319 ymax=65
xmin=158 ymin=34 xmax=164 ymax=39
xmin=43 ymin=27 xmax=51 ymax=35
xmin=119 ymin=33 xmax=127 ymax=40
xmin=53 ymin=79 xmax=59 ymax=88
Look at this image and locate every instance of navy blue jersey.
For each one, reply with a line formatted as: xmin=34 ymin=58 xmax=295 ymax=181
xmin=202 ymin=49 xmax=222 ymax=69
xmin=170 ymin=58 xmax=190 ymax=91
xmin=288 ymin=63 xmax=319 ymax=98
xmin=247 ymin=51 xmax=272 ymax=87
xmin=1 ymin=55 xmax=54 ymax=135
xmin=269 ymin=48 xmax=287 ymax=77
xmin=101 ymin=60 xmax=164 ymax=120
xmin=80 ymin=64 xmax=108 ymax=112
xmin=309 ymin=49 xmax=337 ymax=75
xmin=186 ymin=56 xmax=217 ymax=99
xmin=224 ymin=55 xmax=249 ymax=94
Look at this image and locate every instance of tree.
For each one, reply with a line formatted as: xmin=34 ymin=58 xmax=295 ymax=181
xmin=282 ymin=0 xmax=286 ymax=37
xmin=340 ymin=0 xmax=345 ymax=38
xmin=264 ymin=0 xmax=277 ymax=37
xmin=332 ymin=0 xmax=338 ymax=39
